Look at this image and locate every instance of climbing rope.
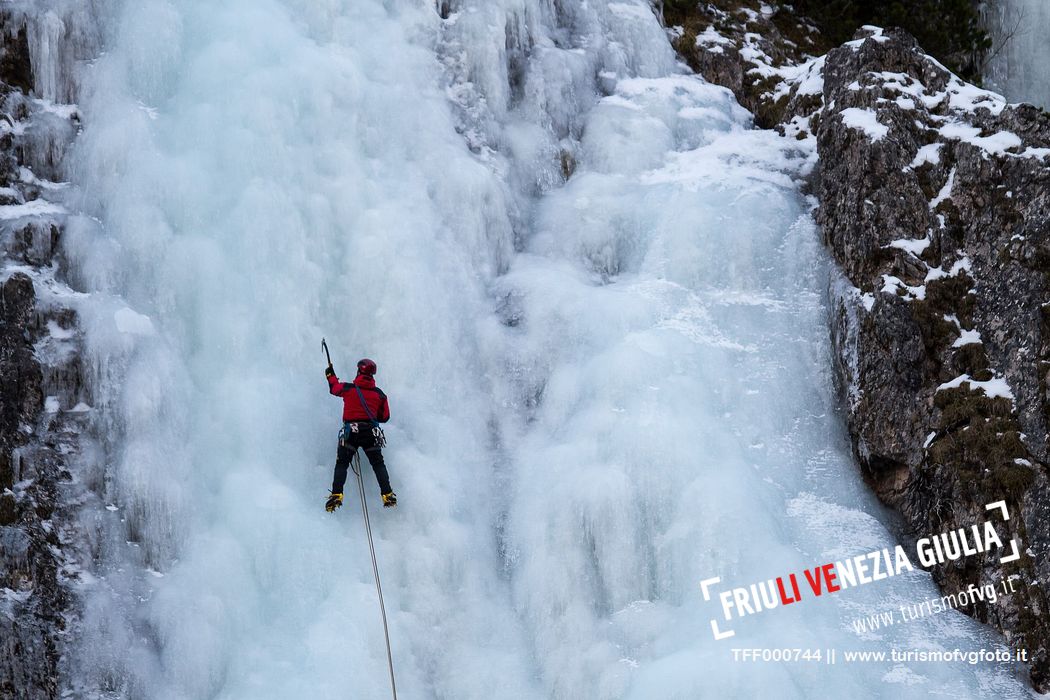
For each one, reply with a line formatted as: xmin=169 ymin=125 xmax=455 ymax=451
xmin=352 ymin=451 xmax=398 ymax=700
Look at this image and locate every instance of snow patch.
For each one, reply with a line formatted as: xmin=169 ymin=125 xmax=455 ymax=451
xmin=886 ymin=236 xmax=930 ymax=256
xmin=845 ymin=26 xmax=888 ymax=48
xmin=937 ymin=374 xmax=1015 ymax=401
xmin=929 ymin=167 xmax=956 ymax=210
xmin=909 ymin=143 xmax=942 ymax=168
xmin=952 ymin=328 xmax=982 ymax=347
xmin=925 ymin=256 xmax=971 ymax=282
xmin=840 ymin=107 xmax=888 ymax=141
xmin=938 ymin=122 xmax=1021 ymax=156
xmin=695 ymin=26 xmax=732 ymax=48
xmin=881 ymin=275 xmax=925 ymax=300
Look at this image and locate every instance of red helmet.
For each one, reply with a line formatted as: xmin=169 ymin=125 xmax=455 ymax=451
xmin=357 ymin=358 xmax=377 ymax=376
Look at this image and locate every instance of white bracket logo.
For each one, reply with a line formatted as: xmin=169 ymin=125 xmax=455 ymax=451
xmin=700 ymin=577 xmax=735 ymax=640
xmin=986 ymin=500 xmax=1021 ymax=564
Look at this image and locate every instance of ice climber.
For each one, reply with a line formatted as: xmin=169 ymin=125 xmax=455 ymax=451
xmin=324 ymin=358 xmax=396 ymax=511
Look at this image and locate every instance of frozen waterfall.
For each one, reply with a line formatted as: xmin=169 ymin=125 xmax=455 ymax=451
xmin=984 ymin=0 xmax=1050 ymax=108
xmin=54 ymin=1 xmax=1032 ymax=698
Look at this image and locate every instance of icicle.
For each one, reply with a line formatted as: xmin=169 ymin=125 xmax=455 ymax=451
xmin=29 ymin=10 xmax=67 ymax=103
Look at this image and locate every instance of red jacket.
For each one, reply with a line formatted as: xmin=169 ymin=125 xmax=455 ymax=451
xmin=328 ymin=372 xmax=390 ymax=423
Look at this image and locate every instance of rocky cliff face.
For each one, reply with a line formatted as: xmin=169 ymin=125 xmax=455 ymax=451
xmin=816 ymin=27 xmax=1050 ymax=690
xmin=668 ymin=0 xmax=1050 ymax=690
xmin=0 ymin=8 xmax=89 ymax=700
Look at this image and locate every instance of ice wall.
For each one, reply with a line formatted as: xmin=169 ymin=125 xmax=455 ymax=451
xmin=62 ymin=1 xmax=1031 ymax=698
xmin=984 ymin=0 xmax=1050 ymax=108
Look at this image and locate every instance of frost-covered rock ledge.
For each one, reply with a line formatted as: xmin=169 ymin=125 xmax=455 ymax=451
xmin=666 ymin=1 xmax=1050 ymax=691
xmin=0 ymin=5 xmax=93 ymax=698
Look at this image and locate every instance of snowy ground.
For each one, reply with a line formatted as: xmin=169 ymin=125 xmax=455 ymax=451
xmin=55 ymin=1 xmax=1034 ymax=698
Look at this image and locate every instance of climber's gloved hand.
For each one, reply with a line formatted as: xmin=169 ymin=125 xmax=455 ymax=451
xmin=325 ymin=364 xmax=335 ymax=378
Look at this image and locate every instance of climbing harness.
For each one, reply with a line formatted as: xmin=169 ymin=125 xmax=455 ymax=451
xmin=354 ymin=384 xmax=387 ymax=447
xmin=352 ymin=451 xmax=398 ymax=700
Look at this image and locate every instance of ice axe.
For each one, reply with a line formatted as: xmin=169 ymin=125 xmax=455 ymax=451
xmin=321 ymin=337 xmax=333 ymax=368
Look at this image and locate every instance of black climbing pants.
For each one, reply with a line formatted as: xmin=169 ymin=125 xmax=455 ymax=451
xmin=332 ymin=422 xmax=392 ymax=496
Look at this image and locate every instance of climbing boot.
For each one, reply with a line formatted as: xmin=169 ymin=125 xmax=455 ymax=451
xmin=382 ymin=492 xmax=397 ymax=508
xmin=325 ymin=493 xmax=343 ymax=512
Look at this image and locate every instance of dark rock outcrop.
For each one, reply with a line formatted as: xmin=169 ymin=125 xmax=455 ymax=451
xmin=668 ymin=1 xmax=1050 ymax=691
xmin=0 ymin=272 xmax=77 ymax=700
xmin=815 ymin=27 xmax=1050 ymax=690
xmin=0 ymin=8 xmax=87 ymax=700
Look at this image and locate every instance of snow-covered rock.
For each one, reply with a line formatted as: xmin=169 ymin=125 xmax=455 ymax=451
xmin=0 ymin=5 xmax=93 ymax=697
xmin=815 ymin=27 xmax=1050 ymax=691
xmin=667 ymin=3 xmax=1050 ymax=689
